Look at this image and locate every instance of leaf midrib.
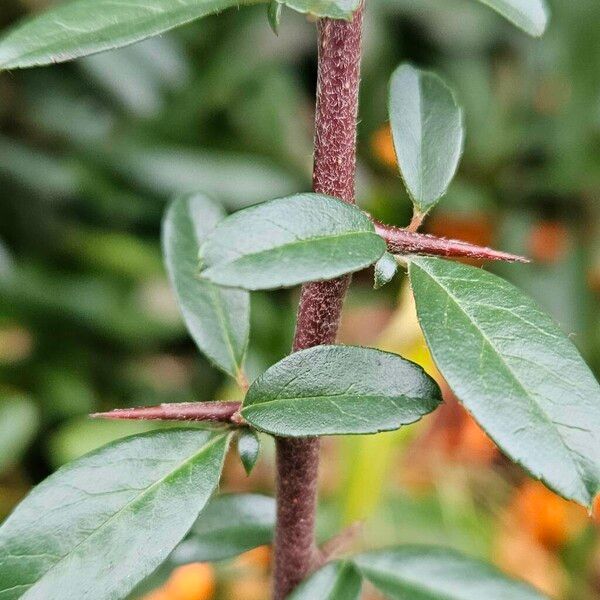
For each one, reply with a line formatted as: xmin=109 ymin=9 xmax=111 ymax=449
xmin=413 ymin=262 xmax=586 ymax=495
xmin=17 ymin=433 xmax=227 ymax=597
xmin=205 ymin=230 xmax=382 ymax=273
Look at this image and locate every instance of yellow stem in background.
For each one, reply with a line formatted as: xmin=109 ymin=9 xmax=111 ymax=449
xmin=341 ymin=282 xmax=438 ymax=525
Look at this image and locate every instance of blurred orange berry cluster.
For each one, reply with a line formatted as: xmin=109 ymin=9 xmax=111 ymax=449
xmin=144 ymin=547 xmax=271 ymax=600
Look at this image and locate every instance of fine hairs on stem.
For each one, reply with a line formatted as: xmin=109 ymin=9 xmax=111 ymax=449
xmin=272 ymin=5 xmax=365 ymax=599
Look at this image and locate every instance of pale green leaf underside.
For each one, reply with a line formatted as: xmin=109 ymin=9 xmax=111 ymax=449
xmin=242 ymin=345 xmax=441 ymax=436
xmin=389 ymin=64 xmax=464 ymax=214
xmin=0 ymin=0 xmax=264 ymax=71
xmin=288 ymin=561 xmax=362 ymax=600
xmin=474 ymin=0 xmax=550 ymax=37
xmin=409 ymin=257 xmax=600 ymax=508
xmin=355 ymin=546 xmax=547 ymax=599
xmin=200 ymin=194 xmax=386 ymax=290
xmin=0 ymin=429 xmax=230 ymax=600
xmin=163 ymin=193 xmax=249 ymax=379
xmin=172 ymin=493 xmax=275 ymax=563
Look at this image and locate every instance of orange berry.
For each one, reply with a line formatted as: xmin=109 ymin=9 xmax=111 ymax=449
xmin=164 ymin=563 xmax=216 ymax=600
xmin=510 ymin=480 xmax=587 ymax=548
xmin=456 ymin=414 xmax=497 ymax=464
xmin=224 ymin=574 xmax=270 ymax=600
xmin=142 ymin=591 xmax=170 ymax=600
xmin=235 ymin=545 xmax=272 ymax=570
xmin=528 ymin=221 xmax=569 ymax=264
xmin=371 ymin=126 xmax=397 ymax=168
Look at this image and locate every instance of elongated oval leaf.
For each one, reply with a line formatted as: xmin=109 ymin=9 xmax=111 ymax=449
xmin=389 ymin=64 xmax=464 ymax=215
xmin=474 ymin=0 xmax=549 ymax=37
xmin=0 ymin=0 xmax=263 ymax=71
xmin=0 ymin=429 xmax=230 ymax=600
xmin=200 ymin=194 xmax=386 ymax=290
xmin=288 ymin=561 xmax=362 ymax=600
xmin=171 ymin=493 xmax=275 ymax=564
xmin=163 ymin=193 xmax=249 ymax=379
xmin=355 ymin=546 xmax=546 ymax=599
xmin=409 ymin=256 xmax=600 ymax=508
xmin=241 ymin=345 xmax=441 ymax=436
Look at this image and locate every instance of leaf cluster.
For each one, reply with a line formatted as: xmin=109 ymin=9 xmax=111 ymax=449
xmin=2 ymin=1 xmax=597 ymax=600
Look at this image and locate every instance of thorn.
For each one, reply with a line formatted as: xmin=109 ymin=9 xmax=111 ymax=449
xmin=91 ymin=401 xmax=243 ymax=424
xmin=373 ymin=221 xmax=530 ymax=264
xmin=315 ymin=521 xmax=364 ymax=567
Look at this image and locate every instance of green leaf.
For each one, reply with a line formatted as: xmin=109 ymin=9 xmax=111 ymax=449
xmin=0 ymin=396 xmax=39 ymax=476
xmin=288 ymin=561 xmax=362 ymax=600
xmin=163 ymin=193 xmax=249 ymax=379
xmin=172 ymin=493 xmax=275 ymax=563
xmin=355 ymin=546 xmax=546 ymax=599
xmin=200 ymin=194 xmax=386 ymax=290
xmin=267 ymin=0 xmax=283 ymax=35
xmin=113 ymin=145 xmax=301 ymax=211
xmin=237 ymin=428 xmax=261 ymax=475
xmin=0 ymin=429 xmax=230 ymax=600
xmin=374 ymin=252 xmax=399 ymax=289
xmin=0 ymin=0 xmax=264 ymax=71
xmin=473 ymin=0 xmax=550 ymax=37
xmin=409 ymin=257 xmax=600 ymax=508
xmin=277 ymin=0 xmax=360 ymax=20
xmin=389 ymin=64 xmax=464 ymax=215
xmin=241 ymin=345 xmax=441 ymax=437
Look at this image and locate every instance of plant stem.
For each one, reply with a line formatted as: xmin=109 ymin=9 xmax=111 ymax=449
xmin=373 ymin=221 xmax=530 ymax=263
xmin=91 ymin=401 xmax=243 ymax=424
xmin=273 ymin=6 xmax=364 ymax=599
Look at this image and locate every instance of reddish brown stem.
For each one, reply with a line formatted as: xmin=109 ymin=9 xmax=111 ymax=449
xmin=273 ymin=6 xmax=364 ymax=600
xmin=91 ymin=401 xmax=243 ymax=424
xmin=374 ymin=221 xmax=530 ymax=263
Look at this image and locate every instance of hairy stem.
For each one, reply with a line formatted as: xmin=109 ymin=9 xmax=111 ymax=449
xmin=273 ymin=6 xmax=364 ymax=599
xmin=91 ymin=401 xmax=243 ymax=424
xmin=373 ymin=221 xmax=529 ymax=263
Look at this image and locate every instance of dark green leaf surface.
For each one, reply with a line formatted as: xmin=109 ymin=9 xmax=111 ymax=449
xmin=389 ymin=64 xmax=464 ymax=215
xmin=200 ymin=194 xmax=386 ymax=290
xmin=355 ymin=546 xmax=546 ymax=599
xmin=409 ymin=257 xmax=600 ymax=507
xmin=374 ymin=252 xmax=398 ymax=289
xmin=0 ymin=429 xmax=230 ymax=600
xmin=0 ymin=397 xmax=39 ymax=476
xmin=237 ymin=428 xmax=260 ymax=475
xmin=0 ymin=0 xmax=263 ymax=71
xmin=163 ymin=193 xmax=249 ymax=379
xmin=474 ymin=0 xmax=549 ymax=37
xmin=277 ymin=0 xmax=360 ymax=20
xmin=288 ymin=561 xmax=362 ymax=600
xmin=242 ymin=345 xmax=441 ymax=436
xmin=172 ymin=493 xmax=275 ymax=563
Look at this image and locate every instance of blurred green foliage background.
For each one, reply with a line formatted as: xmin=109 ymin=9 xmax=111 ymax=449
xmin=1 ymin=0 xmax=600 ymax=598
